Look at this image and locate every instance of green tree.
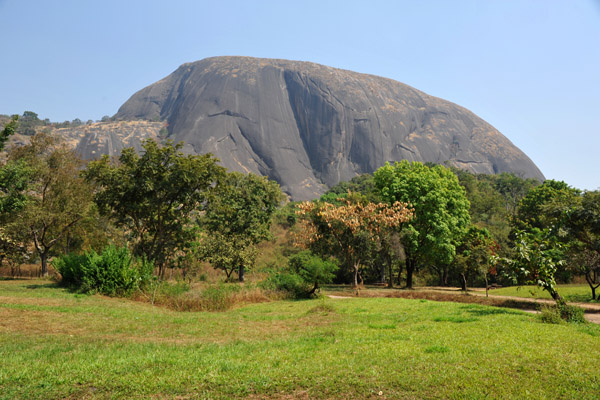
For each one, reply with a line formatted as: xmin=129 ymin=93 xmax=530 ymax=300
xmin=507 ymin=229 xmax=565 ymax=303
xmin=452 ymin=226 xmax=497 ymax=292
xmin=200 ymin=171 xmax=283 ymax=281
xmin=288 ymin=250 xmax=338 ymax=295
xmin=84 ymin=139 xmax=224 ymax=277
xmin=8 ymin=134 xmax=95 ymax=276
xmin=563 ymin=190 xmax=600 ymax=299
xmin=493 ymin=172 xmax=538 ymax=216
xmin=0 ymin=160 xmax=31 ymax=217
xmin=513 ymin=180 xmax=579 ymax=232
xmin=512 ymin=179 xmax=581 ymax=283
xmin=17 ymin=111 xmax=42 ymax=136
xmin=0 ymin=115 xmax=18 ymax=151
xmin=374 ymin=161 xmax=471 ymax=288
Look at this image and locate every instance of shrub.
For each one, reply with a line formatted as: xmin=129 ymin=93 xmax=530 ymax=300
xmin=558 ymin=303 xmax=586 ymax=323
xmin=538 ymin=302 xmax=586 ymax=324
xmin=263 ymin=251 xmax=337 ymax=298
xmin=262 ymin=272 xmax=307 ymax=298
xmin=53 ymin=245 xmax=152 ymax=296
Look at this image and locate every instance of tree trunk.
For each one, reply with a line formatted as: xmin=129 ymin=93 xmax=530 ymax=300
xmin=405 ymin=258 xmax=415 ymax=289
xmin=388 ymin=262 xmax=394 ymax=288
xmin=437 ymin=269 xmax=444 ymax=286
xmin=548 ymin=287 xmax=564 ymax=304
xmin=460 ymin=273 xmax=467 ymax=291
xmin=40 ymin=251 xmax=49 ymax=277
xmin=238 ymin=264 xmax=245 ymax=282
xmin=352 ymin=262 xmax=359 ymax=288
xmin=396 ymin=263 xmax=403 ymax=286
xmin=585 ymin=271 xmax=599 ymax=300
xmin=442 ymin=267 xmax=449 ymax=286
xmin=484 ymin=273 xmax=489 ymax=298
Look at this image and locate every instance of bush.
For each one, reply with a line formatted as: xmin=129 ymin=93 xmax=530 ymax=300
xmin=262 ymin=272 xmax=308 ymax=298
xmin=263 ymin=251 xmax=338 ymax=298
xmin=558 ymin=303 xmax=586 ymax=323
xmin=53 ymin=245 xmax=153 ymax=296
xmin=538 ymin=302 xmax=586 ymax=324
xmin=538 ymin=304 xmax=563 ymax=324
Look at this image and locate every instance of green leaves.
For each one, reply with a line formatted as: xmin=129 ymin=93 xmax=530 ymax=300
xmin=0 ymin=114 xmax=18 ymax=152
xmin=507 ymin=229 xmax=565 ymax=302
xmin=199 ymin=171 xmax=284 ymax=280
xmin=374 ymin=161 xmax=471 ymax=268
xmin=84 ymin=139 xmax=224 ymax=269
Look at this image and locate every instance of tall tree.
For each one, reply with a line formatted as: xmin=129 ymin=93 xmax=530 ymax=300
xmin=8 ymin=134 xmax=94 ymax=276
xmin=374 ymin=161 xmax=471 ymax=288
xmin=200 ymin=171 xmax=283 ymax=281
xmin=84 ymin=140 xmax=223 ymax=277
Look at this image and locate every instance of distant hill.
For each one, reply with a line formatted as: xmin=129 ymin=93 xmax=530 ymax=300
xmin=3 ymin=56 xmax=545 ymax=200
xmin=115 ymin=56 xmax=544 ymax=199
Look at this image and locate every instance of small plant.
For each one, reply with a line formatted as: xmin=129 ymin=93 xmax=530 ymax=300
xmin=538 ymin=302 xmax=586 ymax=324
xmin=558 ymin=302 xmax=586 ymax=323
xmin=53 ymin=245 xmax=152 ymax=296
xmin=538 ymin=304 xmax=564 ymax=324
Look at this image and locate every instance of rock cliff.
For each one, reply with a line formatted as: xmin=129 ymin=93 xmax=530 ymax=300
xmin=114 ymin=56 xmax=544 ymax=200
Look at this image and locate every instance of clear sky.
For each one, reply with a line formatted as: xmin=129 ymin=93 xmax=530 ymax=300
xmin=1 ymin=0 xmax=599 ymax=190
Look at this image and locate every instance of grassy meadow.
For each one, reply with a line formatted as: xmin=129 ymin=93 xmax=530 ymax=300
xmin=1 ymin=279 xmax=600 ymax=399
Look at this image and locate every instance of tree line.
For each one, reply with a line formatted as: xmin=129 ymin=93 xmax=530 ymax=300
xmin=1 ymin=117 xmax=599 ymax=312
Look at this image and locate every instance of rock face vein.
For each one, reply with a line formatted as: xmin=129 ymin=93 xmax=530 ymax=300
xmin=115 ymin=56 xmax=544 ymax=200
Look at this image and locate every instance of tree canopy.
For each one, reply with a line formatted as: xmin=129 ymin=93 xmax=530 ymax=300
xmin=84 ymin=139 xmax=224 ymax=276
xmin=7 ymin=134 xmax=94 ymax=276
xmin=374 ymin=161 xmax=471 ymax=288
xmin=199 ymin=171 xmax=284 ymax=281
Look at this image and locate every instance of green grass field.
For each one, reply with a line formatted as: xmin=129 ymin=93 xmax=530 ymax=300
xmin=491 ymin=284 xmax=599 ymax=303
xmin=1 ymin=280 xmax=600 ymax=399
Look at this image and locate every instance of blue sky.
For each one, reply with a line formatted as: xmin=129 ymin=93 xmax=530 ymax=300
xmin=1 ymin=0 xmax=599 ymax=190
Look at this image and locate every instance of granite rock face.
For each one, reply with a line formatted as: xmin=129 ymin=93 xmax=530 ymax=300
xmin=116 ymin=56 xmax=544 ymax=200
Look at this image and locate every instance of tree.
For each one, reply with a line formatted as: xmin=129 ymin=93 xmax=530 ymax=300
xmin=200 ymin=171 xmax=284 ymax=281
xmin=8 ymin=134 xmax=94 ymax=276
xmin=0 ymin=115 xmax=18 ymax=151
xmin=0 ymin=159 xmax=31 ymax=217
xmin=296 ymin=194 xmax=412 ymax=287
xmin=374 ymin=161 xmax=471 ymax=288
xmin=452 ymin=226 xmax=498 ymax=293
xmin=513 ymin=179 xmax=579 ymax=232
xmin=288 ymin=250 xmax=338 ymax=295
xmin=84 ymin=139 xmax=224 ymax=277
xmin=512 ymin=179 xmax=581 ymax=283
xmin=493 ymin=172 xmax=538 ymax=216
xmin=507 ymin=229 xmax=565 ymax=303
xmin=17 ymin=111 xmax=41 ymax=136
xmin=564 ymin=190 xmax=600 ymax=299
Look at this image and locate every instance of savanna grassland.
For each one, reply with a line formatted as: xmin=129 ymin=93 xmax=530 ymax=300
xmin=1 ymin=280 xmax=599 ymax=400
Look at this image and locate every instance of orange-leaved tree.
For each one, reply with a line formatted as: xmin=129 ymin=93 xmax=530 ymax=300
xmin=295 ymin=193 xmax=412 ymax=288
